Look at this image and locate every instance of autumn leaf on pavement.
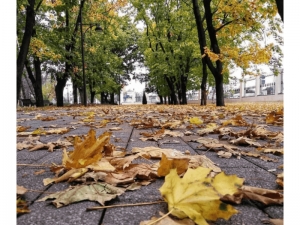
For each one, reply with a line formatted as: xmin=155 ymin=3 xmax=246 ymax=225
xmin=157 ymin=153 xmax=190 ymax=177
xmin=140 ymin=128 xmax=165 ymax=141
xmin=132 ymin=146 xmax=185 ymax=159
xmin=189 ymin=117 xmax=203 ymax=125
xmin=40 ymin=116 xmax=56 ymax=121
xmin=17 ymin=135 xmax=43 ymax=150
xmin=62 ymin=129 xmax=112 ymax=169
xmin=17 ymin=185 xmax=28 ymax=195
xmin=222 ymin=185 xmax=283 ymax=205
xmin=17 ymin=198 xmax=30 ymax=214
xmin=229 ymin=137 xmax=261 ymax=147
xmin=17 ymin=126 xmax=31 ymax=132
xmin=222 ymin=114 xmax=248 ymax=126
xmin=276 ymin=173 xmax=283 ymax=187
xmin=37 ymin=182 xmax=125 ymax=208
xmin=43 ymin=168 xmax=89 ymax=185
xmin=196 ymin=123 xmax=218 ymax=136
xmin=159 ymin=168 xmax=243 ymax=225
xmin=266 ymin=111 xmax=283 ymax=125
xmin=140 ymin=211 xmax=195 ymax=225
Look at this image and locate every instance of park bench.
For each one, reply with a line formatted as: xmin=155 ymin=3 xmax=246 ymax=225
xmin=20 ymin=99 xmax=35 ymax=106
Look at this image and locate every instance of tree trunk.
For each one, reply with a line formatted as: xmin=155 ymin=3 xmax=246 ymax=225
xmin=73 ymin=83 xmax=78 ymax=104
xmin=55 ymin=77 xmax=67 ymax=106
xmin=275 ymin=0 xmax=283 ymax=22
xmin=109 ymin=93 xmax=115 ymax=104
xmin=78 ymin=87 xmax=84 ymax=104
xmin=181 ymin=74 xmax=187 ymax=105
xmin=203 ymin=0 xmax=224 ymax=106
xmin=165 ymin=75 xmax=178 ymax=104
xmin=200 ymin=59 xmax=208 ymax=105
xmin=33 ymin=58 xmax=44 ymax=107
xmin=17 ymin=0 xmax=36 ymax=103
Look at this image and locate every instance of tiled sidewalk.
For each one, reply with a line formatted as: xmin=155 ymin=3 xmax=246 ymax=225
xmin=17 ymin=105 xmax=283 ymax=225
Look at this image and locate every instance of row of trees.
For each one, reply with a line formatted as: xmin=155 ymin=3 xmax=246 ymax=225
xmin=17 ymin=0 xmax=283 ymax=107
xmin=17 ymin=0 xmax=143 ymax=107
xmin=132 ymin=0 xmax=283 ymax=106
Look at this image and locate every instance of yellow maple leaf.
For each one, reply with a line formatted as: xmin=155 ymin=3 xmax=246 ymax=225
xmin=159 ymin=168 xmax=242 ymax=225
xmin=62 ymin=129 xmax=112 ymax=170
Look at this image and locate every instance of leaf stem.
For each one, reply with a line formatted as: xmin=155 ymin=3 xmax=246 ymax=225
xmin=86 ymin=200 xmax=165 ymax=211
xmin=146 ymin=208 xmax=174 ymax=225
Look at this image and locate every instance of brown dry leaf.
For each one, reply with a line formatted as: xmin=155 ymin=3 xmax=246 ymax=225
xmin=218 ymin=151 xmax=232 ymax=158
xmin=251 ymin=126 xmax=279 ymax=139
xmin=17 ymin=126 xmax=31 ymax=132
xmin=132 ymin=146 xmax=185 ymax=159
xmin=276 ymin=173 xmax=283 ymax=187
xmin=262 ymin=148 xmax=283 ymax=155
xmin=28 ymin=139 xmax=73 ymax=152
xmin=17 ymin=198 xmax=30 ymax=214
xmin=230 ymin=137 xmax=261 ymax=147
xmin=40 ymin=116 xmax=56 ymax=121
xmin=105 ymin=172 xmax=135 ymax=185
xmin=46 ymin=127 xmax=70 ymax=135
xmin=222 ymin=114 xmax=248 ymax=126
xmin=202 ymin=143 xmax=241 ymax=158
xmin=266 ymin=111 xmax=283 ymax=125
xmin=86 ymin=159 xmax=116 ymax=172
xmin=109 ymin=154 xmax=140 ymax=170
xmin=140 ymin=212 xmax=195 ymax=225
xmin=140 ymin=128 xmax=165 ymax=141
xmin=161 ymin=120 xmax=182 ymax=129
xmin=222 ymin=185 xmax=283 ymax=205
xmin=188 ymin=155 xmax=222 ymax=173
xmin=124 ymin=163 xmax=158 ymax=180
xmin=17 ymin=136 xmax=43 ymax=150
xmin=18 ymin=128 xmax=70 ymax=136
xmin=164 ymin=129 xmax=183 ymax=137
xmin=157 ymin=153 xmax=190 ymax=177
xmin=241 ymin=151 xmax=278 ymax=162
xmin=62 ymin=129 xmax=112 ymax=170
xmin=17 ymin=185 xmax=28 ymax=195
xmin=43 ymin=168 xmax=88 ymax=185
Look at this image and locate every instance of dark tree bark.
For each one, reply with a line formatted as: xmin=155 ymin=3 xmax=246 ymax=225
xmin=275 ymin=0 xmax=283 ymax=22
xmin=89 ymin=83 xmax=96 ymax=103
xmin=73 ymin=83 xmax=78 ymax=104
xmin=17 ymin=0 xmax=36 ymax=103
xmin=192 ymin=0 xmax=210 ymax=106
xmin=165 ymin=75 xmax=178 ymax=104
xmin=203 ymin=0 xmax=224 ymax=106
xmin=25 ymin=59 xmax=44 ymax=107
xmin=109 ymin=93 xmax=115 ymax=104
xmin=200 ymin=59 xmax=208 ymax=105
xmin=33 ymin=58 xmax=44 ymax=106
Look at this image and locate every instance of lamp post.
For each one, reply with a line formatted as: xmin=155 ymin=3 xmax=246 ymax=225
xmin=80 ymin=7 xmax=103 ymax=106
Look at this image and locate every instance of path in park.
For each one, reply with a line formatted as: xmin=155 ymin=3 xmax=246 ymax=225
xmin=17 ymin=104 xmax=283 ymax=225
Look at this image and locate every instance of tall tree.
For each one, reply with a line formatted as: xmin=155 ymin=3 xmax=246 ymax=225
xmin=17 ymin=0 xmax=36 ymax=104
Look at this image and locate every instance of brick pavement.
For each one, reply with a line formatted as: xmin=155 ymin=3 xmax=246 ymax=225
xmin=17 ymin=104 xmax=283 ymax=225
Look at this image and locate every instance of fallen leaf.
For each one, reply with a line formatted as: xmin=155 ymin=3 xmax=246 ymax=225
xmin=37 ymin=182 xmax=125 ymax=208
xmin=196 ymin=123 xmax=218 ymax=136
xmin=189 ymin=117 xmax=203 ymax=125
xmin=17 ymin=185 xmax=28 ymax=195
xmin=159 ymin=168 xmax=241 ymax=225
xmin=140 ymin=211 xmax=195 ymax=225
xmin=17 ymin=198 xmax=30 ymax=214
xmin=230 ymin=137 xmax=261 ymax=147
xmin=157 ymin=153 xmax=190 ymax=177
xmin=132 ymin=146 xmax=185 ymax=159
xmin=109 ymin=127 xmax=122 ymax=131
xmin=43 ymin=168 xmax=88 ymax=185
xmin=62 ymin=129 xmax=112 ymax=169
xmin=17 ymin=126 xmax=31 ymax=132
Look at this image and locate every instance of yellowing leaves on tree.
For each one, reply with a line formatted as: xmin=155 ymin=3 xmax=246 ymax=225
xmin=62 ymin=129 xmax=112 ymax=170
xmin=159 ymin=168 xmax=244 ymax=225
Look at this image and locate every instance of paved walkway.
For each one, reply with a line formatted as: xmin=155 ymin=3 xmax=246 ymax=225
xmin=17 ymin=104 xmax=283 ymax=225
